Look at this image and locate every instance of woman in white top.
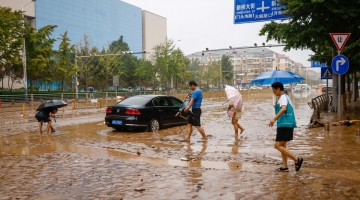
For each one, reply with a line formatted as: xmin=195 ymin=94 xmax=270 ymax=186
xmin=268 ymin=82 xmax=303 ymax=172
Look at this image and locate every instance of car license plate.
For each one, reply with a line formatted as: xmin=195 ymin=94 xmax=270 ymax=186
xmin=112 ymin=120 xmax=122 ymax=125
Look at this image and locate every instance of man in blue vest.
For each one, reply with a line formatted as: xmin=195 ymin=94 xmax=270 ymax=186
xmin=183 ymin=80 xmax=208 ymax=142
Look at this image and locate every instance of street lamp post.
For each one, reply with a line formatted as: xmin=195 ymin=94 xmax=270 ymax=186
xmin=232 ymin=49 xmax=237 ymax=86
xmin=170 ymin=39 xmax=181 ymax=94
xmin=22 ymin=0 xmax=36 ymax=100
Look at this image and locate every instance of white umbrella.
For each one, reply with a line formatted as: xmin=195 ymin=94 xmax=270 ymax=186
xmin=224 ymin=85 xmax=243 ymax=111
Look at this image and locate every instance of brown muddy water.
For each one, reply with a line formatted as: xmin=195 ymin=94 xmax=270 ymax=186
xmin=1 ymin=90 xmax=360 ymax=199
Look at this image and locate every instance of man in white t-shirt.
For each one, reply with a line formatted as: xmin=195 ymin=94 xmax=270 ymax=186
xmin=268 ymin=82 xmax=303 ymax=172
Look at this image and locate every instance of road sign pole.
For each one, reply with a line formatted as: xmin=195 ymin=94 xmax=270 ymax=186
xmin=330 ymin=33 xmax=350 ymax=121
xmin=337 ymin=51 xmax=342 ymax=121
xmin=75 ymin=58 xmax=78 ymax=99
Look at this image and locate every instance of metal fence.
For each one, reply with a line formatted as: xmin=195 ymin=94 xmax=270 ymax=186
xmin=0 ymin=90 xmax=271 ymax=120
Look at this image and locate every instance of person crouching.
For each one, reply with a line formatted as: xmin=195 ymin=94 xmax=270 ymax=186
xmin=35 ymin=108 xmax=58 ymax=134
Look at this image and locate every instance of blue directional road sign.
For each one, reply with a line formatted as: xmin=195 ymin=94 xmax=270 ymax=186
xmin=71 ymin=75 xmax=75 ymax=83
xmin=234 ymin=0 xmax=291 ymax=24
xmin=311 ymin=61 xmax=327 ymax=67
xmin=321 ymin=67 xmax=332 ymax=79
xmin=331 ymin=55 xmax=349 ymax=75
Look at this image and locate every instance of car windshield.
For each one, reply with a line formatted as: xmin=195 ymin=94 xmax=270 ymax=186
xmin=117 ymin=96 xmax=149 ymax=106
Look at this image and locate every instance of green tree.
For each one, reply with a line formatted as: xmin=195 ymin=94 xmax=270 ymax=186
xmin=109 ymin=36 xmax=130 ymax=53
xmin=151 ymin=39 xmax=187 ymax=90
xmin=56 ymin=31 xmax=77 ymax=92
xmin=76 ymin=34 xmax=99 ymax=97
xmin=108 ymin=36 xmax=138 ymax=88
xmin=259 ymin=0 xmax=360 ymax=69
xmin=96 ymin=47 xmax=114 ymax=92
xmin=0 ymin=7 xmax=25 ymax=90
xmin=204 ymin=61 xmax=221 ymax=89
xmin=221 ymin=55 xmax=233 ymax=84
xmin=25 ymin=24 xmax=57 ymax=93
xmin=259 ymin=0 xmax=360 ymax=107
xmin=134 ymin=59 xmax=154 ymax=88
xmin=171 ymin=48 xmax=188 ymax=89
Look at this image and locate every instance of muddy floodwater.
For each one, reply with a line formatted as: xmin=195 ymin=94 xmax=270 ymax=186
xmin=1 ymin=90 xmax=360 ymax=199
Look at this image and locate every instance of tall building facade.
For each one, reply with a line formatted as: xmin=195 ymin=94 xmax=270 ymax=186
xmin=36 ymin=0 xmax=143 ymax=53
xmin=187 ymin=47 xmax=305 ymax=86
xmin=142 ymin=11 xmax=167 ymax=60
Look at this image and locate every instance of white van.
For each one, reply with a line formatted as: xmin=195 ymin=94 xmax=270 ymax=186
xmin=296 ymin=84 xmax=311 ymax=90
xmin=284 ymin=84 xmax=291 ymax=90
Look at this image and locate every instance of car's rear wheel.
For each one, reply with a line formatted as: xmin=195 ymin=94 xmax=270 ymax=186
xmin=147 ymin=118 xmax=160 ymax=132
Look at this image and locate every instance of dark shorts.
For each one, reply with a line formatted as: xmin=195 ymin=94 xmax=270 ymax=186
xmin=187 ymin=108 xmax=201 ymax=126
xmin=35 ymin=112 xmax=50 ymax=123
xmin=276 ymin=127 xmax=294 ymax=141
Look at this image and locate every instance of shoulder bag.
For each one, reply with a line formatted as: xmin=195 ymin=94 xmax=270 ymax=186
xmin=274 ymin=95 xmax=297 ymax=128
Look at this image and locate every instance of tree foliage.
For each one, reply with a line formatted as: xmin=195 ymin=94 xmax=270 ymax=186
xmin=1 ymin=7 xmax=204 ymax=93
xmin=25 ymin=24 xmax=57 ymax=93
xmin=221 ymin=55 xmax=233 ymax=84
xmin=259 ymin=0 xmax=360 ymax=72
xmin=56 ymin=31 xmax=77 ymax=92
xmin=150 ymin=39 xmax=189 ymax=90
xmin=0 ymin=7 xmax=25 ymax=90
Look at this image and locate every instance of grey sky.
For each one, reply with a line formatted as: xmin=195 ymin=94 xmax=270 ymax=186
xmin=122 ymin=0 xmax=314 ymax=66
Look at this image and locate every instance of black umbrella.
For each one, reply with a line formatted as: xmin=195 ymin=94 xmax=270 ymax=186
xmin=36 ymin=100 xmax=68 ymax=111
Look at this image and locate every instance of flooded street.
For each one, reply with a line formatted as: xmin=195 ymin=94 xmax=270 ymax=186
xmin=1 ymin=90 xmax=360 ymax=199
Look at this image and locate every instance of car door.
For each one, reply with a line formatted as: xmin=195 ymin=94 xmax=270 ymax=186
xmin=153 ymin=97 xmax=172 ymax=126
xmin=168 ymin=97 xmax=185 ymax=124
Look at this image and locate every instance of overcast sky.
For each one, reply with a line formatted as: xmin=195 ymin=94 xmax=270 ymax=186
xmin=122 ymin=0 xmax=314 ymax=67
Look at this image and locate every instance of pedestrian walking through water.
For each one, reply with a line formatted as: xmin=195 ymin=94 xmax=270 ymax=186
xmin=268 ymin=82 xmax=303 ymax=172
xmin=183 ymin=80 xmax=208 ymax=143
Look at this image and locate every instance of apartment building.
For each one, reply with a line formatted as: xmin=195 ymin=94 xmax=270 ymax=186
xmin=187 ymin=47 xmax=306 ymax=85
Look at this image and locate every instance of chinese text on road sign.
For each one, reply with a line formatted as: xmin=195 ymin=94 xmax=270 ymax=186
xmin=330 ymin=33 xmax=350 ymax=52
xmin=234 ymin=0 xmax=291 ymax=24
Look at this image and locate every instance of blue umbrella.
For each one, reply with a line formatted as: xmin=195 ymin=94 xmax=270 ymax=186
xmin=250 ymin=70 xmax=305 ymax=85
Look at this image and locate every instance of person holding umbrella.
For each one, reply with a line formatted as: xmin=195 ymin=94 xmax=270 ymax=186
xmin=88 ymin=87 xmax=95 ymax=99
xmin=35 ymin=100 xmax=67 ymax=135
xmin=225 ymin=85 xmax=245 ymax=137
xmin=35 ymin=107 xmax=58 ymax=135
xmin=268 ymin=82 xmax=303 ymax=172
xmin=228 ymin=101 xmax=245 ymax=137
xmin=225 ymin=85 xmax=245 ymax=138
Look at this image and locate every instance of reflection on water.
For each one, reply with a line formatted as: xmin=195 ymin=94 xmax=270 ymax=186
xmin=2 ymin=90 xmax=360 ymax=199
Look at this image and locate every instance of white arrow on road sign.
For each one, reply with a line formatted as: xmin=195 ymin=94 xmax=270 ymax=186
xmin=335 ymin=57 xmax=346 ymax=71
xmin=330 ymin=33 xmax=350 ymax=51
xmin=331 ymin=55 xmax=349 ymax=75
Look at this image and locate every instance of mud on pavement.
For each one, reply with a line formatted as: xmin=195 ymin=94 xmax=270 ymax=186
xmin=1 ymin=90 xmax=360 ymax=199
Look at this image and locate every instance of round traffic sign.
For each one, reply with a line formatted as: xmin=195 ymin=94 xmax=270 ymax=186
xmin=331 ymin=55 xmax=349 ymax=75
